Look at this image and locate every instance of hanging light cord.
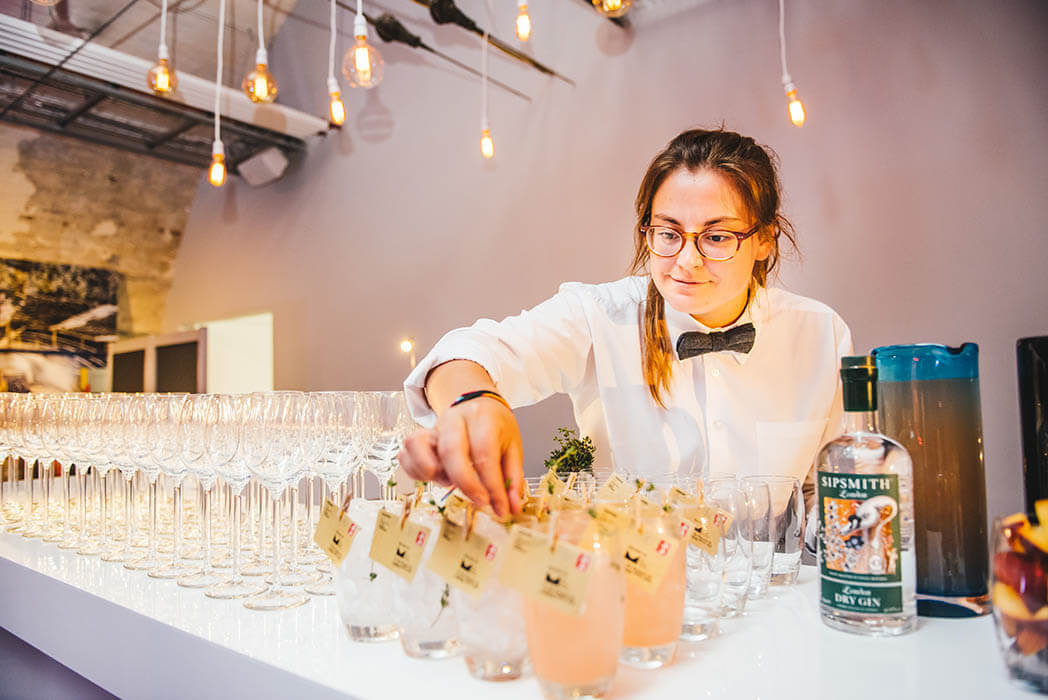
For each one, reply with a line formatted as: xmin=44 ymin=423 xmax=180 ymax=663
xmin=215 ymin=0 xmax=225 ymax=143
xmin=480 ymin=31 xmax=488 ymax=129
xmin=159 ymin=0 xmax=168 ymax=53
xmin=257 ymin=0 xmax=265 ymax=50
xmin=778 ymin=0 xmax=790 ymax=85
xmin=0 ymin=0 xmax=140 ymax=120
xmin=328 ymin=0 xmax=337 ymax=83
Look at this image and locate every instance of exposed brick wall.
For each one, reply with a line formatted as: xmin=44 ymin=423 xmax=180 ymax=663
xmin=0 ymin=122 xmax=200 ymax=336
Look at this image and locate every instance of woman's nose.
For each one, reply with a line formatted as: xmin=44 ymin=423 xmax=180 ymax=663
xmin=676 ymin=236 xmax=705 ymax=268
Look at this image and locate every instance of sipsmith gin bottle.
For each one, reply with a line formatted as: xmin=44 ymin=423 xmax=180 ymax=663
xmin=815 ymin=355 xmax=916 ymax=636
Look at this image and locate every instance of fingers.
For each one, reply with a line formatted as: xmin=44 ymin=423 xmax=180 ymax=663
xmin=398 ymin=429 xmax=447 ymax=485
xmin=470 ymin=427 xmax=510 ymax=519
xmin=502 ymin=427 xmax=525 ymax=515
xmin=436 ymin=412 xmax=491 ymax=511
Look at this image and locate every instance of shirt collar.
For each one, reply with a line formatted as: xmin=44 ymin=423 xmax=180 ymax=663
xmin=663 ymin=286 xmax=768 ymax=366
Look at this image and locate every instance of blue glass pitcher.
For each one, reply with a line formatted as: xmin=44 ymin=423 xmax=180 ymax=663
xmin=871 ymin=343 xmax=990 ymax=617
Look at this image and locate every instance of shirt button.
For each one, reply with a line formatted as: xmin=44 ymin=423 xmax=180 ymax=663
xmin=713 ymin=420 xmax=725 ymax=430
xmin=710 ymin=368 xmax=721 ymax=378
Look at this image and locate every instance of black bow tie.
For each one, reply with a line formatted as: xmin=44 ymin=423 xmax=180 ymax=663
xmin=676 ymin=323 xmax=756 ymax=360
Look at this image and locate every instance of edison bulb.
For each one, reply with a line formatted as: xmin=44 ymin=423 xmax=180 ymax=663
xmin=147 ymin=58 xmax=177 ymax=95
xmin=342 ymin=36 xmax=384 ymax=89
xmin=786 ymin=88 xmax=806 ymax=127
xmin=242 ymin=63 xmax=278 ymax=103
xmin=329 ymin=91 xmax=346 ymax=126
xmin=515 ymin=2 xmax=532 ymax=42
xmin=480 ymin=128 xmax=494 ymax=160
xmin=593 ymin=0 xmax=630 ymax=18
xmin=399 ymin=339 xmax=414 ymax=353
xmin=209 ymin=154 xmax=226 ymax=187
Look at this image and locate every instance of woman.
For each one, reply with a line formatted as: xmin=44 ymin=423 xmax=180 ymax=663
xmin=399 ymin=128 xmax=852 ymax=518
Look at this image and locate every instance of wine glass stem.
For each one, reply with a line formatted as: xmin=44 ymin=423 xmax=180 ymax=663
xmin=200 ymin=486 xmax=212 ymax=573
xmin=42 ymin=460 xmax=51 ymax=532
xmin=100 ymin=471 xmax=109 ymax=547
xmin=231 ymin=489 xmax=243 ymax=582
xmin=78 ymin=469 xmax=89 ymax=542
xmin=149 ymin=476 xmax=158 ymax=561
xmin=172 ymin=481 xmax=183 ymax=562
xmin=62 ymin=465 xmax=72 ymax=537
xmin=289 ymin=486 xmax=300 ymax=572
xmin=271 ymin=488 xmax=283 ymax=592
xmin=124 ymin=474 xmax=134 ymax=554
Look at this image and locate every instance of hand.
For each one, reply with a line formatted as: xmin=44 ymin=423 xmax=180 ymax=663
xmin=397 ymin=397 xmax=524 ymax=518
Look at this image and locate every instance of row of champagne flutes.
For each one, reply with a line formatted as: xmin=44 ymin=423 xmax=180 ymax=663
xmin=0 ymin=390 xmax=414 ymax=610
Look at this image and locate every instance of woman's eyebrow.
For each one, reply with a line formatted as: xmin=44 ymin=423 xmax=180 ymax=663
xmin=651 ymin=214 xmax=744 ymax=228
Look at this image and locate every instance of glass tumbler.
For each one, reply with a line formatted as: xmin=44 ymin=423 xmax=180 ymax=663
xmin=620 ymin=504 xmax=687 ymax=669
xmin=452 ymin=513 xmax=530 ymax=681
xmin=524 ymin=510 xmax=625 ymax=700
xmin=392 ymin=504 xmax=461 ymax=659
xmin=334 ymin=499 xmax=399 ymax=642
xmin=991 ymin=515 xmax=1048 ymax=693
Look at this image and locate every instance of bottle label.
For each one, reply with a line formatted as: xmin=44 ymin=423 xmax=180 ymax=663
xmin=817 ymin=472 xmax=903 ymax=614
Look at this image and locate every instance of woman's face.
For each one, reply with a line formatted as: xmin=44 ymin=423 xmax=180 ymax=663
xmin=647 ymin=168 xmax=771 ymax=327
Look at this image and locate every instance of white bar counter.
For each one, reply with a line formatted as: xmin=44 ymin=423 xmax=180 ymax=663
xmin=0 ymin=531 xmax=1030 ymax=699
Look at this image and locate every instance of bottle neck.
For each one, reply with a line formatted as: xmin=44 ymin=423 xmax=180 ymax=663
xmin=844 ymin=409 xmax=878 ymax=434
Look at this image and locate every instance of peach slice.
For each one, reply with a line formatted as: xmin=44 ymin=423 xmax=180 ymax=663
xmin=1017 ymin=626 xmax=1048 ymax=655
xmin=1027 ymin=525 xmax=1048 ymax=554
xmin=995 ymin=581 xmax=1034 ymax=621
xmin=1036 ymin=500 xmax=1048 ymax=528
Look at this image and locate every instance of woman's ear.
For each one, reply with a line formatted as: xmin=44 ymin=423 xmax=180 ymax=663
xmin=754 ymin=228 xmax=774 ymax=262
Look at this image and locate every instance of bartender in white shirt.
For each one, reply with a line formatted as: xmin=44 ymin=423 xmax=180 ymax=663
xmin=399 ymin=128 xmax=852 ymax=518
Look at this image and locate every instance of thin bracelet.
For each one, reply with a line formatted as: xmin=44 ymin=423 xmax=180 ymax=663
xmin=450 ymin=389 xmax=511 ymax=411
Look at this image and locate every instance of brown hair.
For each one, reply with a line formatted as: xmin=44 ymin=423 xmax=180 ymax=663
xmin=628 ymin=128 xmax=797 ymax=407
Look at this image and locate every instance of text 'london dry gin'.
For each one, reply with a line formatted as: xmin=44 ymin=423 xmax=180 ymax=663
xmin=815 ymin=355 xmax=916 ymax=636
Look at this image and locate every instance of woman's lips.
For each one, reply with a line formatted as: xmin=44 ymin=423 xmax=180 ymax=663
xmin=670 ymin=277 xmax=711 ymax=286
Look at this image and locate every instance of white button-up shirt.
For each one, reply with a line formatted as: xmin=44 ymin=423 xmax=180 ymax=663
xmin=404 ymin=276 xmax=853 ymax=491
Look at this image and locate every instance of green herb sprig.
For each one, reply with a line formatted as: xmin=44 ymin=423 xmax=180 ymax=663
xmin=544 ymin=427 xmax=596 ymax=476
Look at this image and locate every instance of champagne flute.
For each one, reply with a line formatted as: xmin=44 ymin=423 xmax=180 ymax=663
xmin=207 ymin=394 xmax=266 ymax=599
xmin=149 ymin=394 xmax=201 ymax=579
xmin=124 ymin=395 xmax=162 ymax=571
xmin=242 ymin=391 xmax=310 ymax=610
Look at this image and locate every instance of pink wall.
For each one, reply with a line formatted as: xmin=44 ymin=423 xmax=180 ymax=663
xmin=165 ymin=0 xmax=1048 ymax=518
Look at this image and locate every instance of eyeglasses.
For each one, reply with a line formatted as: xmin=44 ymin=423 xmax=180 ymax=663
xmin=641 ymin=223 xmax=761 ymax=261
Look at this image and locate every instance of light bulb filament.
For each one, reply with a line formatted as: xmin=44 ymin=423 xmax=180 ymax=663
xmin=209 ymin=154 xmax=226 ymax=187
xmin=329 ymin=91 xmax=346 ymax=126
xmin=354 ymin=43 xmax=372 ymax=82
xmin=786 ymin=89 xmax=806 ymax=127
xmin=603 ymin=0 xmax=622 ymax=12
xmin=516 ymin=5 xmax=531 ymax=42
xmin=480 ymin=129 xmax=494 ymax=160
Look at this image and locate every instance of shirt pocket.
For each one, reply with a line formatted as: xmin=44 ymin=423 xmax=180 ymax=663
xmin=755 ymin=419 xmax=828 ymax=481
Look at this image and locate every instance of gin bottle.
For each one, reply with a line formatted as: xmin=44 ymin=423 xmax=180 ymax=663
xmin=815 ymin=355 xmax=916 ymax=636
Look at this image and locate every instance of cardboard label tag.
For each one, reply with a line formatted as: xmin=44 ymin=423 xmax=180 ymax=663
xmin=581 ymin=503 xmax=631 ymax=542
xmin=520 ymin=539 xmax=594 ymax=616
xmin=538 ymin=470 xmax=567 ymax=498
xmin=622 ymin=528 xmax=679 ymax=593
xmin=368 ymin=508 xmax=432 ymax=582
xmin=668 ymin=486 xmax=699 ymax=506
xmin=596 ymin=472 xmax=629 ymax=502
xmin=685 ymin=506 xmax=734 ymax=555
xmin=427 ymin=518 xmax=499 ymax=597
xmin=444 ymin=492 xmax=472 ymax=523
xmin=498 ymin=526 xmax=549 ymax=590
xmin=313 ymin=498 xmax=360 ymax=567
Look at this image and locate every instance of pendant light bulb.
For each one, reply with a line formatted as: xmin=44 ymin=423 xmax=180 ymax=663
xmin=515 ymin=0 xmax=532 ymax=42
xmin=243 ymin=48 xmax=278 ymax=103
xmin=593 ymin=0 xmax=630 ymax=19
xmin=147 ymin=46 xmax=177 ymax=95
xmin=342 ymin=15 xmax=384 ymax=89
xmin=783 ymin=81 xmax=805 ymax=127
xmin=480 ymin=127 xmax=494 ymax=160
xmin=209 ymin=141 xmax=227 ymax=187
xmin=327 ymin=77 xmax=346 ymax=126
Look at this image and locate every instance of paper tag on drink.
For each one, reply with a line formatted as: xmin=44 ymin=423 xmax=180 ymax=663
xmin=581 ymin=503 xmax=632 ymax=542
xmin=622 ymin=529 xmax=679 ymax=593
xmin=444 ymin=492 xmax=472 ymax=522
xmin=596 ymin=472 xmax=629 ymax=502
xmin=520 ymin=540 xmax=594 ymax=616
xmin=313 ymin=498 xmax=360 ymax=567
xmin=685 ymin=506 xmax=733 ymax=555
xmin=668 ymin=486 xmax=699 ymax=506
xmin=498 ymin=526 xmax=549 ymax=591
xmin=427 ymin=518 xmax=499 ymax=597
xmin=538 ymin=470 xmax=566 ymax=497
xmin=368 ymin=508 xmax=431 ymax=582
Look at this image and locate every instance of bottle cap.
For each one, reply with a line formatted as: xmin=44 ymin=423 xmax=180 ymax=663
xmin=841 ymin=355 xmax=877 ymax=412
